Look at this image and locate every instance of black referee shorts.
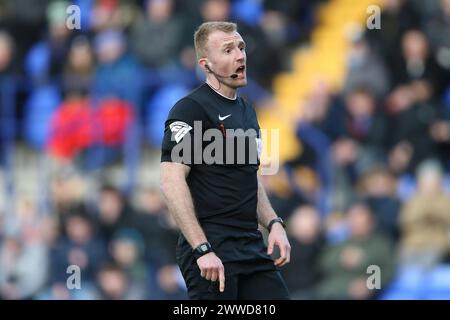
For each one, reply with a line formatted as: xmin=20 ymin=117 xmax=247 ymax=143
xmin=178 ymin=258 xmax=290 ymax=300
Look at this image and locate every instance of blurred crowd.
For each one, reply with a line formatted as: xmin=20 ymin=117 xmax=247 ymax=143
xmin=0 ymin=0 xmax=320 ymax=158
xmin=275 ymin=0 xmax=450 ymax=299
xmin=1 ymin=0 xmax=450 ymax=300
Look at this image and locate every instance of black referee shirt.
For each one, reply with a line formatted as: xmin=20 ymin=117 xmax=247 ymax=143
xmin=161 ymin=83 xmax=273 ymax=265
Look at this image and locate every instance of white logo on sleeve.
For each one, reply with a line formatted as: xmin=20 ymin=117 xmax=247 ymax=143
xmin=169 ymin=121 xmax=192 ymax=143
xmin=256 ymin=137 xmax=262 ymax=159
xmin=218 ymin=114 xmax=231 ymax=121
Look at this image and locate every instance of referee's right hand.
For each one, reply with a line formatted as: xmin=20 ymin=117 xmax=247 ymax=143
xmin=197 ymin=252 xmax=225 ymax=292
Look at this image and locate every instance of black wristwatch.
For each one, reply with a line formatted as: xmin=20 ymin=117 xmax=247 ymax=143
xmin=193 ymin=242 xmax=213 ymax=260
xmin=267 ymin=217 xmax=286 ymax=232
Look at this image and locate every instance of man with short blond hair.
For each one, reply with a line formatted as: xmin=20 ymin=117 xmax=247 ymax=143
xmin=160 ymin=21 xmax=290 ymax=300
xmin=194 ymin=21 xmax=237 ymax=59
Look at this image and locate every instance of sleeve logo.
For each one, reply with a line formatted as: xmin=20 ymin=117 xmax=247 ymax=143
xmin=256 ymin=137 xmax=262 ymax=159
xmin=169 ymin=121 xmax=192 ymax=143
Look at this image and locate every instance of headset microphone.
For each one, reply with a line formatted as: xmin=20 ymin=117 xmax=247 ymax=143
xmin=206 ymin=64 xmax=238 ymax=79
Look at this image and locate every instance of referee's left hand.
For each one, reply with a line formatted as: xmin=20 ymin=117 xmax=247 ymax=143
xmin=267 ymin=224 xmax=291 ymax=267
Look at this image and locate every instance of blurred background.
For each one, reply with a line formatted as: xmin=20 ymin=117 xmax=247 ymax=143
xmin=0 ymin=0 xmax=450 ymax=300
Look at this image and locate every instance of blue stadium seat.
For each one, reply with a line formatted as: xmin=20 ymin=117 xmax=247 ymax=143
xmin=23 ymin=85 xmax=61 ymax=149
xmin=396 ymin=174 xmax=417 ymax=202
xmin=73 ymin=0 xmax=94 ymax=30
xmin=379 ymin=266 xmax=425 ymax=300
xmin=421 ymin=264 xmax=450 ymax=300
xmin=25 ymin=42 xmax=50 ymax=81
xmin=231 ymin=0 xmax=263 ymax=27
xmin=422 ymin=292 xmax=450 ymax=300
xmin=379 ymin=290 xmax=420 ymax=300
xmin=145 ymin=84 xmax=189 ymax=146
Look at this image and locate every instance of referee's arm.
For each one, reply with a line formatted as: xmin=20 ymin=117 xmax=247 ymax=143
xmin=256 ymin=175 xmax=291 ymax=267
xmin=160 ymin=162 xmax=207 ymax=248
xmin=160 ymin=162 xmax=225 ymax=291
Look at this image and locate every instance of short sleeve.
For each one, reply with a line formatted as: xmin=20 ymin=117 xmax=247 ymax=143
xmin=240 ymin=97 xmax=262 ymax=165
xmin=161 ymin=98 xmax=205 ymax=166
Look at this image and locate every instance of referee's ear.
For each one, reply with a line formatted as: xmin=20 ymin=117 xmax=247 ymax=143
xmin=199 ymin=58 xmax=209 ymax=73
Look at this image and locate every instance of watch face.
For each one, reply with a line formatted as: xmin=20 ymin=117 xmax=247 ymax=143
xmin=200 ymin=244 xmax=208 ymax=252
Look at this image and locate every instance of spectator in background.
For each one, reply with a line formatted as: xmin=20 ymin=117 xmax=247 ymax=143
xmin=40 ymin=214 xmax=60 ymax=252
xmin=200 ymin=0 xmax=231 ymax=23
xmin=109 ymin=228 xmax=148 ymax=298
xmin=92 ymin=29 xmax=143 ymax=109
xmin=296 ymin=78 xmax=345 ymax=144
xmin=49 ymin=205 xmax=106 ymax=292
xmin=46 ymin=91 xmax=134 ymax=166
xmin=386 ymin=81 xmax=439 ymax=174
xmin=24 ymin=1 xmax=74 ymax=83
xmin=36 ymin=209 xmax=99 ymax=300
xmin=330 ymin=88 xmax=388 ymax=210
xmin=392 ymin=30 xmax=447 ymax=96
xmin=49 ymin=170 xmax=89 ymax=231
xmin=340 ymin=88 xmax=388 ymax=171
xmin=0 ymin=31 xmax=16 ymax=75
xmin=288 ymin=162 xmax=321 ymax=207
xmin=0 ymin=30 xmax=17 ymax=167
xmin=0 ymin=30 xmax=17 ymax=96
xmin=399 ymin=159 xmax=450 ymax=268
xmin=316 ymin=202 xmax=394 ymax=299
xmin=0 ymin=0 xmax=48 ymax=68
xmin=130 ymin=0 xmax=182 ymax=69
xmin=425 ymin=0 xmax=450 ymax=78
xmin=359 ymin=166 xmax=401 ymax=242
xmin=134 ymin=189 xmax=185 ymax=298
xmin=237 ymin=20 xmax=282 ymax=89
xmin=262 ymin=0 xmax=317 ymax=46
xmin=385 ymin=85 xmax=414 ymax=175
xmin=129 ymin=0 xmax=189 ymax=109
xmin=0 ymin=234 xmax=48 ymax=299
xmin=62 ymin=35 xmax=94 ymax=95
xmin=134 ymin=188 xmax=174 ymax=265
xmin=46 ymin=92 xmax=93 ymax=161
xmin=430 ymin=114 xmax=450 ymax=171
xmin=96 ymin=185 xmax=138 ymax=244
xmin=343 ymin=33 xmax=390 ymax=98
xmin=175 ymin=0 xmax=204 ymax=60
xmin=409 ymin=0 xmax=442 ymax=23
xmin=294 ymin=79 xmax=340 ymax=212
xmin=425 ymin=0 xmax=450 ymax=151
xmin=366 ymin=0 xmax=420 ymax=73
xmin=154 ymin=264 xmax=187 ymax=299
xmin=280 ymin=205 xmax=325 ymax=299
xmin=90 ymin=0 xmax=120 ymax=33
xmin=259 ymin=168 xmax=304 ymax=221
xmin=89 ymin=0 xmax=140 ymax=33
xmin=96 ymin=263 xmax=138 ymax=299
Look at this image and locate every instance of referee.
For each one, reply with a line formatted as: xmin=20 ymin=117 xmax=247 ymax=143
xmin=160 ymin=21 xmax=291 ymax=300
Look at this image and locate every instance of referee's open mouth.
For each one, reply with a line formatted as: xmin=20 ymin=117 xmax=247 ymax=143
xmin=235 ymin=65 xmax=246 ymax=78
